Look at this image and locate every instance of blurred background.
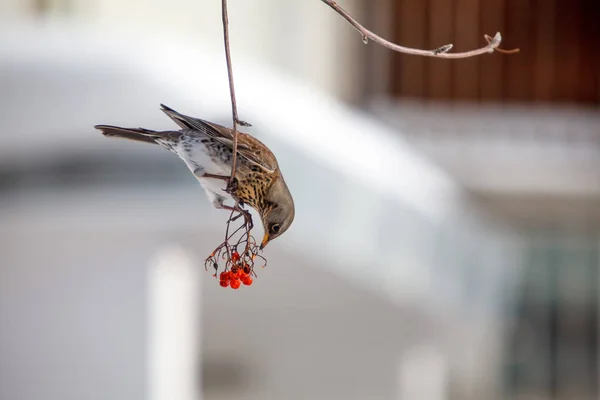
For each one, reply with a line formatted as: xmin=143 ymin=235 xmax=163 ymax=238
xmin=1 ymin=0 xmax=599 ymax=399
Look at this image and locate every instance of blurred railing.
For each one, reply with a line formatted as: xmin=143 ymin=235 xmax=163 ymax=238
xmin=371 ymin=100 xmax=600 ymax=201
xmin=373 ymin=101 xmax=600 ymax=147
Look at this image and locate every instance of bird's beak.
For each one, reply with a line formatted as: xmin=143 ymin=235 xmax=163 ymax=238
xmin=260 ymin=233 xmax=269 ymax=250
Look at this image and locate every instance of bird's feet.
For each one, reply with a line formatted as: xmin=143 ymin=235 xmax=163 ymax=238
xmin=231 ymin=207 xmax=253 ymax=230
xmin=216 ymin=199 xmax=253 ymax=231
xmin=198 ymin=172 xmax=238 ymax=195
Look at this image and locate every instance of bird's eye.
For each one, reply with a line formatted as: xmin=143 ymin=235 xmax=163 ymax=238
xmin=270 ymin=224 xmax=281 ymax=234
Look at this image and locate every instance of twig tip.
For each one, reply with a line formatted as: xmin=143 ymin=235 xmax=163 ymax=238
xmin=485 ymin=32 xmax=502 ymax=47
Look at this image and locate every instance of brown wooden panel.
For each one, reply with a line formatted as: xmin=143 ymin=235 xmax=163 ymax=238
xmin=479 ymin=0 xmax=506 ymax=101
xmin=382 ymin=0 xmax=600 ymax=106
xmin=504 ymin=0 xmax=534 ymax=102
xmin=389 ymin=0 xmax=403 ymax=98
xmin=395 ymin=0 xmax=428 ymax=98
xmin=577 ymin=0 xmax=600 ymax=105
xmin=532 ymin=0 xmax=557 ymax=103
xmin=453 ymin=0 xmax=480 ymax=100
xmin=554 ymin=0 xmax=582 ymax=103
xmin=427 ymin=0 xmax=454 ymax=100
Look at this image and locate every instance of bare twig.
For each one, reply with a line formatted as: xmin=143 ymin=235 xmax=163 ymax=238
xmin=205 ymin=212 xmax=264 ymax=281
xmin=321 ymin=0 xmax=519 ymax=58
xmin=208 ymin=0 xmax=260 ymax=288
xmin=221 ymin=0 xmax=240 ymax=188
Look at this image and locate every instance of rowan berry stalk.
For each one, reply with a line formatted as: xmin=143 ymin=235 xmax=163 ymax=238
xmin=205 ymin=209 xmax=267 ymax=288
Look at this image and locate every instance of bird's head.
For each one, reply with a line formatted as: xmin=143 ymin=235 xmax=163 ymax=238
xmin=258 ymin=177 xmax=295 ymax=249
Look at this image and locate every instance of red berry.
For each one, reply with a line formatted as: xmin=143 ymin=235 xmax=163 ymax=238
xmin=231 ymin=252 xmax=240 ymax=262
xmin=230 ymin=279 xmax=241 ymax=289
xmin=242 ymin=264 xmax=251 ymax=274
xmin=241 ymin=276 xmax=253 ymax=286
xmin=219 ymin=271 xmax=229 ymax=281
xmin=219 ymin=280 xmax=229 ymax=288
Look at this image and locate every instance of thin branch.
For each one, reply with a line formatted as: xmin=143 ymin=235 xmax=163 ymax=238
xmin=321 ymin=0 xmax=519 ymax=58
xmin=221 ymin=0 xmax=240 ymax=187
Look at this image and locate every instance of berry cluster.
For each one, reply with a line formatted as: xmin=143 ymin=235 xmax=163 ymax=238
xmin=206 ymin=232 xmax=267 ymax=288
xmin=219 ymin=255 xmax=254 ymax=289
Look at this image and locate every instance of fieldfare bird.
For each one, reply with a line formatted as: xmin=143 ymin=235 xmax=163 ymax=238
xmin=95 ymin=104 xmax=295 ymax=249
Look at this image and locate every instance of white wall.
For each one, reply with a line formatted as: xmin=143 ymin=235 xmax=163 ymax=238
xmin=2 ymin=0 xmax=365 ymax=101
xmin=0 ymin=185 xmax=505 ymax=400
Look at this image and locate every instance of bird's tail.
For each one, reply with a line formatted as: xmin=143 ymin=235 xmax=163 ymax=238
xmin=94 ymin=125 xmax=161 ymax=145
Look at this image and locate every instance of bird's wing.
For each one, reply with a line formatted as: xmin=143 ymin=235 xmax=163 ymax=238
xmin=160 ymin=104 xmax=278 ymax=173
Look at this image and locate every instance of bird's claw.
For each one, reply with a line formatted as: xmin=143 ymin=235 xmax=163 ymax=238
xmin=241 ymin=208 xmax=253 ymax=230
xmin=231 ymin=212 xmax=243 ymax=222
xmin=231 ymin=208 xmax=253 ymax=230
